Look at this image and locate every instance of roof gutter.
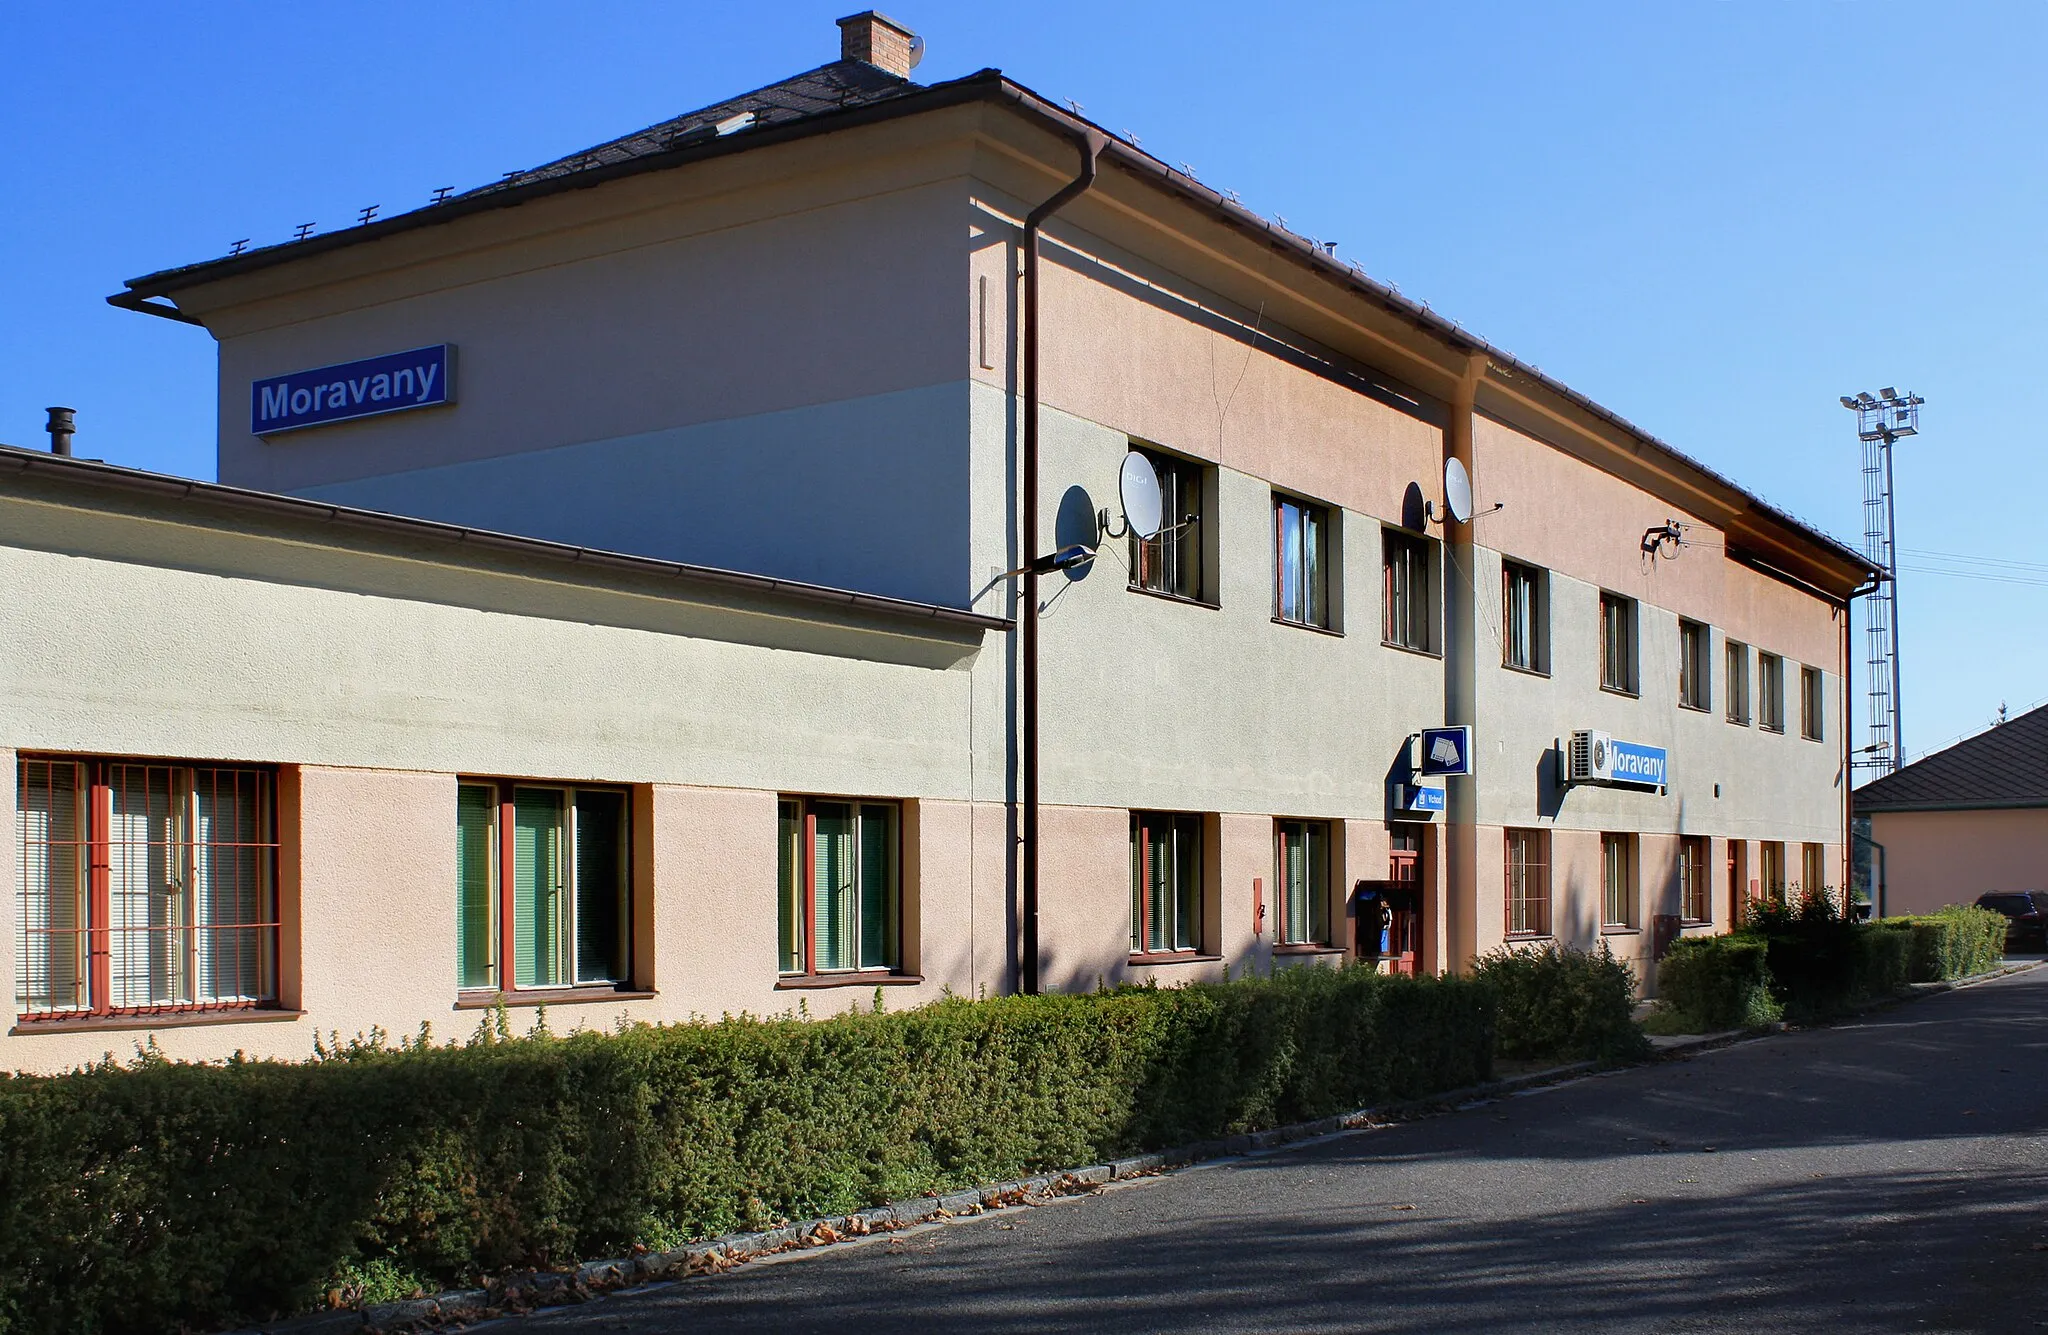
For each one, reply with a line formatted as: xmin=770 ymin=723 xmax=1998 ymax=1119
xmin=0 ymin=446 xmax=1009 ymax=635
xmin=1019 ymin=124 xmax=1105 ymax=997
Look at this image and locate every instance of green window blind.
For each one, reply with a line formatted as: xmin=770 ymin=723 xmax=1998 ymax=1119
xmin=573 ymin=789 xmax=626 ymax=984
xmin=777 ymin=801 xmax=803 ymax=974
xmin=859 ymin=804 xmax=895 ymax=970
xmin=811 ymin=803 xmax=855 ymax=971
xmin=512 ymin=788 xmax=564 ymax=988
xmin=455 ymin=784 xmax=497 ymax=989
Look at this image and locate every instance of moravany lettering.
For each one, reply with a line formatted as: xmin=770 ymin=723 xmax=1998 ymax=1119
xmin=251 ymin=345 xmax=455 ymax=436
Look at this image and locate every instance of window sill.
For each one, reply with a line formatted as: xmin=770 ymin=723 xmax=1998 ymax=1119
xmin=455 ymin=987 xmax=656 ymax=1010
xmin=1501 ymin=662 xmax=1550 ymax=679
xmin=1271 ymin=943 xmax=1346 ymax=956
xmin=1600 ymin=926 xmax=1641 ymax=936
xmin=775 ymin=972 xmax=923 ymax=990
xmin=11 ymin=1007 xmax=300 ymax=1035
xmin=1127 ymin=585 xmax=1219 ymax=611
xmin=1800 ymin=733 xmax=1824 ymax=743
xmin=1678 ymin=702 xmax=1711 ymax=715
xmin=1127 ymin=952 xmax=1222 ymax=966
xmin=1272 ymin=616 xmax=1343 ymax=638
xmin=1599 ymin=685 xmax=1641 ymax=700
xmin=1680 ymin=918 xmax=1713 ymax=928
xmin=1727 ymin=718 xmax=1750 ymax=728
xmin=1503 ymin=932 xmax=1554 ymax=942
xmin=1381 ymin=640 xmax=1442 ymax=660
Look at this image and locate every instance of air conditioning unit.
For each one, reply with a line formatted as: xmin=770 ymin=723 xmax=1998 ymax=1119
xmin=1567 ymin=729 xmax=1616 ymax=783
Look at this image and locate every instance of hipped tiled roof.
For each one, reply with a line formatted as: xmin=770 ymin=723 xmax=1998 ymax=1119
xmin=1855 ymin=703 xmax=2048 ymax=812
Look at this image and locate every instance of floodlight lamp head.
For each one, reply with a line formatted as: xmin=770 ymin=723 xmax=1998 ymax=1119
xmin=1880 ymin=387 xmax=1898 ymax=400
xmin=1840 ymin=396 xmax=1859 ymax=410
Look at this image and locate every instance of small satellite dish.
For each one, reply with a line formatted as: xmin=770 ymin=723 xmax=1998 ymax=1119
xmin=1444 ymin=458 xmax=1474 ymax=524
xmin=907 ymin=34 xmax=926 ymax=68
xmin=1119 ymin=452 xmax=1164 ymax=540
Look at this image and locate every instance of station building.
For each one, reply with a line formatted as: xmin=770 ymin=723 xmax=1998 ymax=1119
xmin=2 ymin=14 xmax=1875 ymax=1072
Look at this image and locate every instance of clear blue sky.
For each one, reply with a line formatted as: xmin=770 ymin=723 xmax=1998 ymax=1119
xmin=3 ymin=2 xmax=2042 ymax=765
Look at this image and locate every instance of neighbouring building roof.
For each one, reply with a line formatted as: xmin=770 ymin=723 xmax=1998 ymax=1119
xmin=109 ymin=31 xmax=1877 ymax=593
xmin=1855 ymin=703 xmax=2048 ymax=813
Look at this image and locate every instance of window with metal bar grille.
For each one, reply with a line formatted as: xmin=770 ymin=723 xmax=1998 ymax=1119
xmin=1679 ymin=835 xmax=1711 ymax=923
xmin=16 ymin=756 xmax=278 ymax=1020
xmin=1602 ymin=832 xmax=1637 ymax=929
xmin=1504 ymin=828 xmax=1550 ymax=937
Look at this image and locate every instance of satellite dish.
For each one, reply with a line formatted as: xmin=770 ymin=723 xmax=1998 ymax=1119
xmin=1444 ymin=457 xmax=1474 ymax=524
xmin=907 ymin=34 xmax=926 ymax=68
xmin=1119 ymin=452 xmax=1164 ymax=540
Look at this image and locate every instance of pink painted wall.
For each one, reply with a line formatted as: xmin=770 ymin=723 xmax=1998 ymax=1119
xmin=1871 ymin=808 xmax=2048 ymax=917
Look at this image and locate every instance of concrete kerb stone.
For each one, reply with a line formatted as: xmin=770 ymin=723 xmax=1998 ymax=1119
xmin=229 ymin=1041 xmax=1763 ymax=1335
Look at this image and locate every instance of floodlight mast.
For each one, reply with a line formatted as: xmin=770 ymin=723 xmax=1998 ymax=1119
xmin=1844 ymin=388 xmax=1921 ymax=776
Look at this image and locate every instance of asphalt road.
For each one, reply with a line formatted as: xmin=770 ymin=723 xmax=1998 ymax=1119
xmin=519 ymin=967 xmax=2048 ymax=1334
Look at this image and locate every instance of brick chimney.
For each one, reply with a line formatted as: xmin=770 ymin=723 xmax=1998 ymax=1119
xmin=837 ymin=12 xmax=918 ymax=77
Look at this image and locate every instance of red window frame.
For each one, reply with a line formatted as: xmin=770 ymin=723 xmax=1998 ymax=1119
xmin=15 ymin=755 xmax=280 ymax=1022
xmin=1679 ymin=835 xmax=1711 ymax=924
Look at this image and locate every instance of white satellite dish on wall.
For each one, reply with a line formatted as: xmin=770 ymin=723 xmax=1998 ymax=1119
xmin=1444 ymin=457 xmax=1474 ymax=524
xmin=1119 ymin=451 xmax=1164 ymax=540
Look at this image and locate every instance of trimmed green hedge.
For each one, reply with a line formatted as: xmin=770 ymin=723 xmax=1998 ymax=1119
xmin=1881 ymin=906 xmax=2008 ymax=983
xmin=0 ymin=966 xmax=1492 ymax=1335
xmin=1747 ymin=896 xmax=1912 ymax=1022
xmin=1470 ymin=942 xmax=1650 ymax=1064
xmin=1655 ymin=935 xmax=1781 ymax=1031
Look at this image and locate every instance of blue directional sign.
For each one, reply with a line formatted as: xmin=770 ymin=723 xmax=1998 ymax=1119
xmin=1394 ymin=782 xmax=1446 ymax=816
xmin=251 ymin=344 xmax=454 ymax=436
xmin=1609 ymin=738 xmax=1669 ymax=787
xmin=1418 ymin=725 xmax=1473 ymax=777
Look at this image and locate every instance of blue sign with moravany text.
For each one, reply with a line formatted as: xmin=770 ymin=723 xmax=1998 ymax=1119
xmin=251 ymin=344 xmax=454 ymax=436
xmin=1609 ymin=738 xmax=1670 ymax=787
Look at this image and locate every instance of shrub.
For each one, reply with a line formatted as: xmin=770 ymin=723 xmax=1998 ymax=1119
xmin=1745 ymin=893 xmax=1912 ymax=1021
xmin=0 ymin=966 xmax=1492 ymax=1335
xmin=1653 ymin=934 xmax=1781 ymax=1031
xmin=1882 ymin=906 xmax=2008 ymax=982
xmin=1470 ymin=942 xmax=1650 ymax=1065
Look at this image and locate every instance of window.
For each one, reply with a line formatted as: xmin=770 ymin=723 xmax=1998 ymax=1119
xmin=1801 ymin=666 xmax=1825 ymax=741
xmin=1679 ymin=835 xmax=1710 ymax=923
xmin=1759 ymin=841 xmax=1786 ymax=901
xmin=1273 ymin=494 xmax=1333 ymax=629
xmin=1132 ymin=812 xmax=1204 ymax=955
xmin=1725 ymin=641 xmax=1751 ymax=725
xmin=1382 ymin=530 xmax=1434 ymax=651
xmin=1131 ymin=449 xmax=1205 ymax=601
xmin=1758 ymin=652 xmax=1785 ymax=732
xmin=1504 ymin=828 xmax=1551 ymax=937
xmin=1274 ymin=820 xmax=1331 ymax=945
xmin=1679 ymin=619 xmax=1712 ymax=711
xmin=457 ymin=781 xmax=631 ymax=992
xmin=778 ymin=798 xmax=901 ymax=976
xmin=1502 ymin=561 xmax=1549 ymax=673
xmin=1801 ymin=842 xmax=1828 ymax=900
xmin=1599 ymin=592 xmax=1638 ymax=694
xmin=1601 ymin=832 xmax=1637 ymax=929
xmin=16 ymin=756 xmax=278 ymax=1019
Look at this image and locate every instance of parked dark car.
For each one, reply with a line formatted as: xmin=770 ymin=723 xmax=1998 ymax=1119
xmin=1974 ymin=891 xmax=2048 ymax=951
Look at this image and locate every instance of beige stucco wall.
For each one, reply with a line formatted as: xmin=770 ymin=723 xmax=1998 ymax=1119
xmin=1870 ymin=808 xmax=2048 ymax=917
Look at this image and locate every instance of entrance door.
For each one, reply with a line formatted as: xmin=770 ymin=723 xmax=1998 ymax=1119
xmin=1387 ymin=829 xmax=1423 ymax=976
